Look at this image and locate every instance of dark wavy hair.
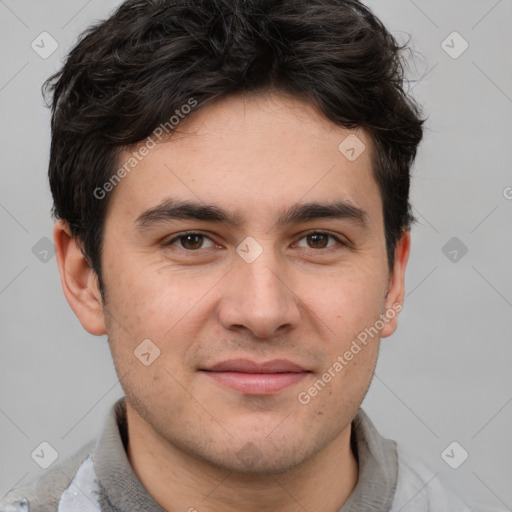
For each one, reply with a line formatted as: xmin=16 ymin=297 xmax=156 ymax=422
xmin=43 ymin=0 xmax=425 ymax=294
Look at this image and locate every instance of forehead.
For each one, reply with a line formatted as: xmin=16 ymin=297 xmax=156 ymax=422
xmin=106 ymin=91 xmax=382 ymax=227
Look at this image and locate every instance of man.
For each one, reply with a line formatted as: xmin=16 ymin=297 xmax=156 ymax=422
xmin=1 ymin=1 xmax=503 ymax=511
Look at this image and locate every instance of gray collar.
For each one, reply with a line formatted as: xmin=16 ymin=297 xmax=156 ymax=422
xmin=93 ymin=397 xmax=397 ymax=512
xmin=92 ymin=397 xmax=166 ymax=512
xmin=340 ymin=408 xmax=398 ymax=512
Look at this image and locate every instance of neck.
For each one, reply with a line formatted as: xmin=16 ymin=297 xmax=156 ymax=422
xmin=126 ymin=407 xmax=359 ymax=512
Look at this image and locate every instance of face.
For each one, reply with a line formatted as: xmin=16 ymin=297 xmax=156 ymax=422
xmin=70 ymin=91 xmax=408 ymax=475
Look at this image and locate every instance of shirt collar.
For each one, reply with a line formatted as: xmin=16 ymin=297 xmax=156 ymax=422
xmin=340 ymin=408 xmax=398 ymax=512
xmin=92 ymin=397 xmax=166 ymax=512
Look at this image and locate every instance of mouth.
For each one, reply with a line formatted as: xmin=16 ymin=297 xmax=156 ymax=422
xmin=200 ymin=358 xmax=312 ymax=395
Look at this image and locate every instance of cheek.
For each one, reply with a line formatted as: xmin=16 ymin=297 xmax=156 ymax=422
xmin=101 ymin=254 xmax=227 ymax=374
xmin=102 ymin=253 xmax=195 ymax=331
xmin=298 ymin=262 xmax=388 ymax=337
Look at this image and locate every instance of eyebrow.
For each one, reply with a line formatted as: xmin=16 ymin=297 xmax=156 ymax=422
xmin=135 ymin=198 xmax=368 ymax=230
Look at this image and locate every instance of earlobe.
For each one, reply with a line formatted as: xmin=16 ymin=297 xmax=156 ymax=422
xmin=380 ymin=230 xmax=411 ymax=339
xmin=53 ymin=220 xmax=107 ymax=336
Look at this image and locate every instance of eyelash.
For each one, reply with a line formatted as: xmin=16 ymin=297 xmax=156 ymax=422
xmin=164 ymin=230 xmax=347 ymax=253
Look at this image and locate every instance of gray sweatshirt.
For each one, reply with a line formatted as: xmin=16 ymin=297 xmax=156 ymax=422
xmin=0 ymin=397 xmax=503 ymax=512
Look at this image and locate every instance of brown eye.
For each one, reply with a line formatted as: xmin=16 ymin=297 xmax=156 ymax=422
xmin=307 ymin=233 xmax=329 ymax=249
xmin=295 ymin=232 xmax=342 ymax=250
xmin=167 ymin=233 xmax=215 ymax=251
xmin=179 ymin=234 xmax=204 ymax=250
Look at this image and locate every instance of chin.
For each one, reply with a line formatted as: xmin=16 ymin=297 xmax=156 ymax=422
xmin=195 ymin=433 xmax=323 ymax=476
xmin=213 ymin=448 xmax=312 ymax=476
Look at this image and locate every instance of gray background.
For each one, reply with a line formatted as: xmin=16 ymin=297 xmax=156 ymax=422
xmin=1 ymin=0 xmax=511 ymax=508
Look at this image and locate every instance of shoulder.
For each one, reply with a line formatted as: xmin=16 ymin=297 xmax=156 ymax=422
xmin=389 ymin=443 xmax=506 ymax=512
xmin=0 ymin=439 xmax=98 ymax=512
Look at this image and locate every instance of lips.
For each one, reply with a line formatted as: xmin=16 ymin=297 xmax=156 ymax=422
xmin=204 ymin=358 xmax=307 ymax=373
xmin=201 ymin=358 xmax=311 ymax=394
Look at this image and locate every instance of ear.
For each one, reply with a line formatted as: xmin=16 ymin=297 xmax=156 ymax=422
xmin=380 ymin=230 xmax=411 ymax=339
xmin=53 ymin=220 xmax=107 ymax=336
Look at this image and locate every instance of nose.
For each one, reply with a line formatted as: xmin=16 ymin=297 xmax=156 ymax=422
xmin=218 ymin=246 xmax=302 ymax=339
